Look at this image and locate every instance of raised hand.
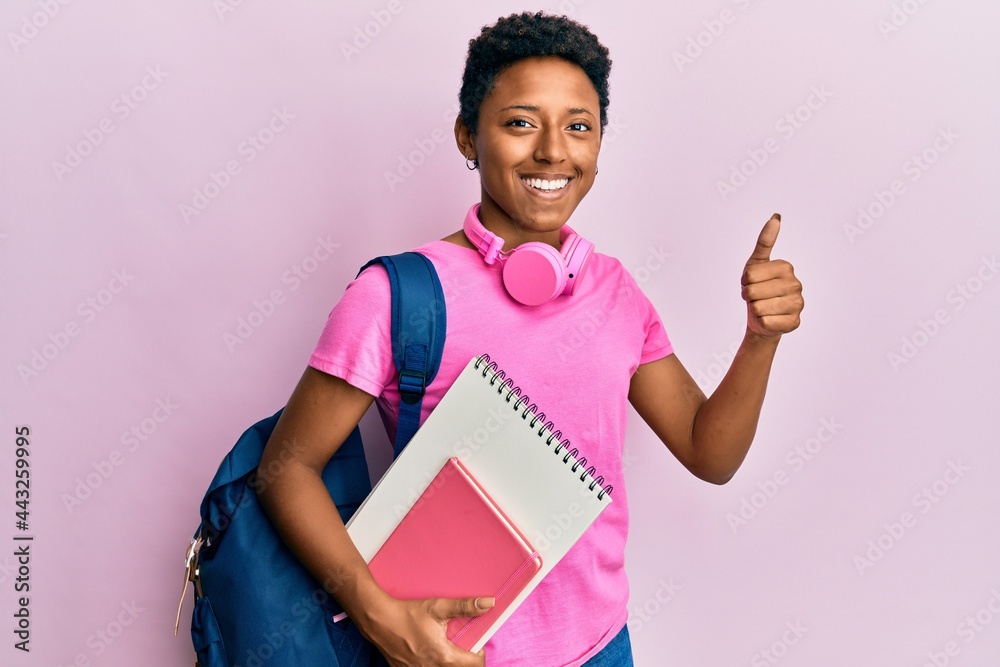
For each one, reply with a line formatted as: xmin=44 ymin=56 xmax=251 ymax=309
xmin=741 ymin=213 xmax=803 ymax=339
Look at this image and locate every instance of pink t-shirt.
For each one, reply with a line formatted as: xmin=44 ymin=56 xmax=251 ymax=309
xmin=309 ymin=231 xmax=673 ymax=666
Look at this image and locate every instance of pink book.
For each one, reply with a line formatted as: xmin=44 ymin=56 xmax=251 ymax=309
xmin=366 ymin=456 xmax=543 ymax=651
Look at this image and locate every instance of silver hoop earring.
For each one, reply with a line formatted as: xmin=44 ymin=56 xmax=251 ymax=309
xmin=465 ymin=155 xmax=478 ymax=171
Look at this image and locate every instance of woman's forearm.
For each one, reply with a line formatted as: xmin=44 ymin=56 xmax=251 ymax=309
xmin=689 ymin=329 xmax=781 ymax=484
xmin=255 ymin=456 xmax=390 ymax=633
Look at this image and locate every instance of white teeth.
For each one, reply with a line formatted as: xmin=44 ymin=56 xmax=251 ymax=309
xmin=521 ymin=177 xmax=569 ymax=191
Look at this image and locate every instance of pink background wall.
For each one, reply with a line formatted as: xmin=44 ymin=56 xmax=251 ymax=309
xmin=3 ymin=1 xmax=998 ymax=665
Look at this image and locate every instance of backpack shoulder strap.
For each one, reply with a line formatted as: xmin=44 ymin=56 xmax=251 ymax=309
xmin=357 ymin=251 xmax=447 ymax=458
xmin=201 ymin=252 xmax=446 ymax=518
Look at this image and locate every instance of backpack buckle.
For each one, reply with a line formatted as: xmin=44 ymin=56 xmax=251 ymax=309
xmin=398 ymin=369 xmax=426 ymax=405
xmin=175 ymin=535 xmax=204 ymax=636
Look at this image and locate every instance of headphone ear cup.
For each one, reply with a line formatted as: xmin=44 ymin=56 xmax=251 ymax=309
xmin=502 ymin=242 xmax=568 ymax=306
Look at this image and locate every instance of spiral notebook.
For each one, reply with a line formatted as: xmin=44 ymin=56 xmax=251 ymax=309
xmin=339 ymin=353 xmax=614 ymax=653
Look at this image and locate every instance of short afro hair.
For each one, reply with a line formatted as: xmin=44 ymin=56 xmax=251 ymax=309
xmin=458 ymin=11 xmax=612 ymax=137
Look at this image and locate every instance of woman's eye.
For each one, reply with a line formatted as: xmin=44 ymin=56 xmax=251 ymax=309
xmin=504 ymin=118 xmax=591 ymax=131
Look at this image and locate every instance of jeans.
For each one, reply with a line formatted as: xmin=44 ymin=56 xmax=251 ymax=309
xmin=581 ymin=623 xmax=634 ymax=666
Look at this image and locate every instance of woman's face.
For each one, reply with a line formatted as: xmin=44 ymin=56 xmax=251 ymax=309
xmin=457 ymin=55 xmax=602 ymax=244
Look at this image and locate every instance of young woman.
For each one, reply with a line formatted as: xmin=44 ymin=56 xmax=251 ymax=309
xmin=257 ymin=11 xmax=803 ymax=667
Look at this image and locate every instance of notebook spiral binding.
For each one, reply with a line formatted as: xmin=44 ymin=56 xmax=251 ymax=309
xmin=473 ymin=353 xmax=613 ymax=501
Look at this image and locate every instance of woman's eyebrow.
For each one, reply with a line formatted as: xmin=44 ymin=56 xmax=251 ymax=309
xmin=496 ymin=104 xmax=595 ymax=117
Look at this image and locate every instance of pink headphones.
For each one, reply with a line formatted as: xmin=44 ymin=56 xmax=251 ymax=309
xmin=463 ymin=203 xmax=594 ymax=306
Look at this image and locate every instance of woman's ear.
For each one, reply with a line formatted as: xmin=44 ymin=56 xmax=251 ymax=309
xmin=454 ymin=115 xmax=476 ymax=161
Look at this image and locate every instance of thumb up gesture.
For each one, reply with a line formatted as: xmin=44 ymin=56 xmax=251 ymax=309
xmin=741 ymin=213 xmax=804 ymax=339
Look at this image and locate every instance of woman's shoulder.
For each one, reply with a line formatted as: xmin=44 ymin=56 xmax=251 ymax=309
xmin=590 ymin=250 xmax=626 ymax=269
xmin=411 ymin=238 xmax=484 ymax=265
xmin=352 ymin=239 xmax=479 ymax=280
xmin=587 ymin=250 xmax=630 ymax=283
xmin=586 ymin=250 xmax=661 ymax=308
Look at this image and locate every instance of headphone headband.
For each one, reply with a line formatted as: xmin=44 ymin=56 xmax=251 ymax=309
xmin=462 ymin=203 xmax=594 ymax=306
xmin=463 ymin=203 xmax=576 ymax=263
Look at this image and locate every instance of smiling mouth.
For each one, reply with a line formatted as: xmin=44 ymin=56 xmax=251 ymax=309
xmin=520 ymin=176 xmax=571 ymax=192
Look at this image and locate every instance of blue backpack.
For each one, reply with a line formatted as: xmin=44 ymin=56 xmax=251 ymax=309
xmin=177 ymin=252 xmax=447 ymax=667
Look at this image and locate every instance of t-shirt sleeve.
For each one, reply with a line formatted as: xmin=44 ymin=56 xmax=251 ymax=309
xmin=308 ymin=265 xmax=396 ymax=397
xmin=622 ymin=267 xmax=674 ymax=365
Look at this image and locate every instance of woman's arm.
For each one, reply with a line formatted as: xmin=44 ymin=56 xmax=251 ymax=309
xmin=256 ymin=367 xmax=492 ymax=666
xmin=628 ymin=214 xmax=803 ymax=485
xmin=629 ymin=334 xmax=779 ymax=484
xmin=255 ymin=367 xmax=387 ymax=624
